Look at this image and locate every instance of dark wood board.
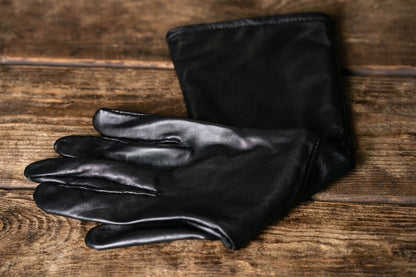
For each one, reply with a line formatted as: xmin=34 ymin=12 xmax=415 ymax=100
xmin=1 ymin=190 xmax=415 ymax=276
xmin=0 ymin=0 xmax=415 ymax=67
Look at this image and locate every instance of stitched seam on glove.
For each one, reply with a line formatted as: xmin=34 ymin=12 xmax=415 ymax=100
xmin=166 ymin=13 xmax=329 ymax=41
xmin=58 ymin=182 xmax=159 ymax=196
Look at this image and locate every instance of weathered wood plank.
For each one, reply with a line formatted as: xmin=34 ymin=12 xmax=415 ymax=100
xmin=0 ymin=66 xmax=187 ymax=118
xmin=0 ymin=0 xmax=415 ymax=67
xmin=0 ymin=66 xmax=415 ymax=204
xmin=0 ymin=189 xmax=415 ymax=276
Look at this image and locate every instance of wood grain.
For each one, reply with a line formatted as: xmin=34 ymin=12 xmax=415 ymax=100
xmin=1 ymin=66 xmax=415 ymax=205
xmin=1 ymin=1 xmax=415 ymax=276
xmin=1 ymin=189 xmax=414 ymax=276
xmin=0 ymin=0 xmax=415 ymax=67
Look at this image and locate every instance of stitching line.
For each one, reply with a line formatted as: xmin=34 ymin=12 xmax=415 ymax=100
xmin=167 ymin=14 xmax=328 ymax=41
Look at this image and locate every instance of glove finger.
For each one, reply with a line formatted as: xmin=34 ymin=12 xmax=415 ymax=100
xmin=34 ymin=182 xmax=236 ymax=249
xmin=54 ymin=135 xmax=193 ymax=167
xmin=25 ymin=158 xmax=158 ymax=194
xmin=93 ymin=108 xmax=252 ymax=148
xmin=85 ymin=223 xmax=218 ymax=250
xmin=33 ymin=182 xmax=158 ymax=223
xmin=93 ymin=108 xmax=187 ymax=142
xmin=39 ymin=177 xmax=156 ymax=195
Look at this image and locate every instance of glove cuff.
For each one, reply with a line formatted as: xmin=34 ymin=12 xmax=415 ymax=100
xmin=167 ymin=13 xmax=351 ymax=146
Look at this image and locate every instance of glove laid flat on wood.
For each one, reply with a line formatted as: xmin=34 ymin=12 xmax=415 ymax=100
xmin=26 ymin=108 xmax=330 ymax=250
xmin=25 ymin=12 xmax=354 ymax=250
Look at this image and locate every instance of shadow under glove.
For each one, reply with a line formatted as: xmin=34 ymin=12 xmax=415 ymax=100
xmin=25 ymin=108 xmax=331 ymax=250
xmin=167 ymin=12 xmax=355 ymax=197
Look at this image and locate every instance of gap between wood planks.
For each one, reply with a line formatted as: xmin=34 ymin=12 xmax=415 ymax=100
xmin=0 ymin=57 xmax=173 ymax=70
xmin=1 ymin=56 xmax=416 ymax=76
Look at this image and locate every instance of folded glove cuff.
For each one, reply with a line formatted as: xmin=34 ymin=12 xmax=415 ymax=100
xmin=167 ymin=12 xmax=352 ymax=151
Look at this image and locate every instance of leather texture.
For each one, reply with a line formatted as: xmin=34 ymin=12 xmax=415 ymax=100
xmin=25 ymin=108 xmax=331 ymax=250
xmin=167 ymin=12 xmax=354 ymax=197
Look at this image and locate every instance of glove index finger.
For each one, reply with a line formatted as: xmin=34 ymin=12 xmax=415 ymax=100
xmin=93 ymin=108 xmax=184 ymax=143
xmin=92 ymin=108 xmax=256 ymax=150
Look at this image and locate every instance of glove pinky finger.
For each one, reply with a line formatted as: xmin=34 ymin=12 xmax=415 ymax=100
xmin=85 ymin=222 xmax=218 ymax=250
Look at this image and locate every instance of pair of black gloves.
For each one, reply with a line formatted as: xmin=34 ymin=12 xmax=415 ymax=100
xmin=25 ymin=13 xmax=354 ymax=250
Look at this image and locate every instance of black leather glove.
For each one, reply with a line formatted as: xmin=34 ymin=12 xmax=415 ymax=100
xmin=25 ymin=13 xmax=355 ymax=250
xmin=167 ymin=12 xmax=349 ymax=137
xmin=167 ymin=12 xmax=354 ymax=197
xmin=25 ymin=108 xmax=332 ymax=250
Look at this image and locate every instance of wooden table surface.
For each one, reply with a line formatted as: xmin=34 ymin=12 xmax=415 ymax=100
xmin=1 ymin=1 xmax=415 ymax=276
